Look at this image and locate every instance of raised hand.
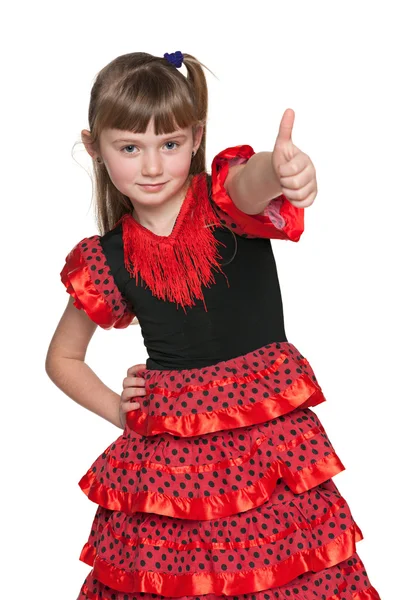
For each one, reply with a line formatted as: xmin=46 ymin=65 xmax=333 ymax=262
xmin=271 ymin=109 xmax=317 ymax=208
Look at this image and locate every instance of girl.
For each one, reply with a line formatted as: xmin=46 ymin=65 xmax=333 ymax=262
xmin=45 ymin=51 xmax=380 ymax=599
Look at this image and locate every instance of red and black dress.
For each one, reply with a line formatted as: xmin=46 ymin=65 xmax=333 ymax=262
xmin=60 ymin=145 xmax=380 ymax=599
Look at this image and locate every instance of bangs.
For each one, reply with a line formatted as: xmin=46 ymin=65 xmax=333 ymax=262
xmin=97 ymin=67 xmax=197 ymax=136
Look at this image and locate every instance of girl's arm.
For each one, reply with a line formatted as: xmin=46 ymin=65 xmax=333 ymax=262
xmin=45 ymin=296 xmax=134 ymax=429
xmin=225 ymin=152 xmax=281 ymax=215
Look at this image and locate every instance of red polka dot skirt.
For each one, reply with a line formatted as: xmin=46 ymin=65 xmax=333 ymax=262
xmin=76 ymin=341 xmax=381 ymax=599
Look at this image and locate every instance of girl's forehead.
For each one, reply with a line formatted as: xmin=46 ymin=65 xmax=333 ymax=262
xmin=102 ymin=124 xmax=191 ymax=142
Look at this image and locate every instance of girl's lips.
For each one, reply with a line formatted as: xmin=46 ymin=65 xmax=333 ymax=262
xmin=138 ymin=183 xmax=166 ymax=192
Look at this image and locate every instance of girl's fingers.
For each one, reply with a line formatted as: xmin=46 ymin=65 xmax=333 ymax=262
xmin=280 ymin=179 xmax=317 ymax=204
xmin=279 ymin=164 xmax=314 ymax=190
xmin=278 ymin=150 xmax=309 ymax=177
xmin=127 ymin=363 xmax=147 ymax=376
xmin=121 ymin=400 xmax=140 ymax=412
xmin=120 ymin=392 xmax=143 ymax=413
xmin=122 ymin=375 xmax=146 ymax=389
xmin=121 ymin=387 xmax=146 ymax=401
xmin=121 ymin=363 xmax=147 ymax=415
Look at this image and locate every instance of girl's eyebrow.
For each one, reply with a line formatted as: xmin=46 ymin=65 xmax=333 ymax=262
xmin=112 ymin=133 xmax=188 ymax=143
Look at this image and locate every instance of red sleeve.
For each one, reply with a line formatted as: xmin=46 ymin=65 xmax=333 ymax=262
xmin=210 ymin=145 xmax=304 ymax=241
xmin=60 ymin=235 xmax=135 ymax=330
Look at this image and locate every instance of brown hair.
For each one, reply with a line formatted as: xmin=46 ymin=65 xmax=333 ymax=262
xmin=77 ymin=52 xmax=214 ymax=236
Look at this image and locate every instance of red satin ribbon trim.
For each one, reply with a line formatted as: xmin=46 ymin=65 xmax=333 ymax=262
xmin=108 ymin=425 xmax=323 ymax=474
xmin=352 ymin=588 xmax=382 ymax=600
xmin=83 ymin=496 xmax=349 ymax=554
xmin=211 ymin=145 xmax=305 ymax=242
xmin=60 ymin=242 xmax=134 ymax=329
xmin=341 ymin=560 xmax=365 ymax=576
xmin=288 ymin=451 xmax=346 ymax=492
xmin=79 ymin=450 xmax=344 ymax=519
xmin=275 ymin=425 xmax=321 ymax=452
xmin=86 ymin=524 xmax=361 ymax=596
xmin=80 ymin=581 xmax=380 ymax=600
xmin=127 ymin=372 xmax=325 ymax=437
xmin=79 ymin=542 xmax=96 ymax=565
xmin=108 ymin=433 xmax=270 ymax=473
xmin=147 ymin=352 xmax=289 ymax=398
xmin=148 ymin=354 xmax=310 ymax=400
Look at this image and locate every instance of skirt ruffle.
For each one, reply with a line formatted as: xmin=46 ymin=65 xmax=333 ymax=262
xmin=78 ymin=553 xmax=378 ymax=600
xmin=76 ymin=341 xmax=381 ymax=599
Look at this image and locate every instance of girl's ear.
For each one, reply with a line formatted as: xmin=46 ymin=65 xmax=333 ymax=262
xmin=193 ymin=124 xmax=204 ymax=153
xmin=81 ymin=129 xmax=98 ymax=159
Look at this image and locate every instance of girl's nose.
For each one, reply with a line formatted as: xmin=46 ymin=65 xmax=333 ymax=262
xmin=141 ymin=152 xmax=163 ymax=177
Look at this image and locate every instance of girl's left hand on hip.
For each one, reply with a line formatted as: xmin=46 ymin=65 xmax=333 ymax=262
xmin=272 ymin=108 xmax=318 ymax=208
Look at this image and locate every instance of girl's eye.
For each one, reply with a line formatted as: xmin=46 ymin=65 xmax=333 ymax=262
xmin=121 ymin=142 xmax=179 ymax=154
xmin=164 ymin=141 xmax=179 ymax=150
xmin=121 ymin=145 xmax=137 ymax=154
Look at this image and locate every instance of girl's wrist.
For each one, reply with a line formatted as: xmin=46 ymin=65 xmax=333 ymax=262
xmin=106 ymin=391 xmax=124 ymax=429
xmin=118 ymin=404 xmax=125 ymax=429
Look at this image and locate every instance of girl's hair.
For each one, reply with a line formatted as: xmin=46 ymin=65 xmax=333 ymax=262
xmin=80 ymin=52 xmax=213 ymax=235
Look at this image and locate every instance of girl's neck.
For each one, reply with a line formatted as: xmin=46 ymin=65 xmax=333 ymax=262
xmin=130 ymin=176 xmax=193 ymax=236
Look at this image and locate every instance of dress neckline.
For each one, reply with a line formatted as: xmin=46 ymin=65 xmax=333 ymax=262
xmin=120 ymin=171 xmax=227 ymax=311
xmin=122 ymin=174 xmax=200 ymax=243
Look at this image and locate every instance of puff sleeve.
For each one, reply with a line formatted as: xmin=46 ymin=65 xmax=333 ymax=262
xmin=210 ymin=145 xmax=304 ymax=241
xmin=60 ymin=235 xmax=135 ymax=329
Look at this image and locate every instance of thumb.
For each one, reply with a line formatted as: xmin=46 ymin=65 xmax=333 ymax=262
xmin=276 ymin=108 xmax=295 ymax=145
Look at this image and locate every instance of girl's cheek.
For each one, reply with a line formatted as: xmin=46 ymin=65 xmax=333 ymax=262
xmin=170 ymin=159 xmax=192 ymax=179
xmin=109 ymin=163 xmax=138 ymax=187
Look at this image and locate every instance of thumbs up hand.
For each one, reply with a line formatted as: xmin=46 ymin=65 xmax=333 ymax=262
xmin=272 ymin=109 xmax=318 ymax=208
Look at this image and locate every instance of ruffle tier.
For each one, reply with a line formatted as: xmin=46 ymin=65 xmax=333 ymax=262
xmin=79 ymin=405 xmax=344 ymax=519
xmin=78 ymin=551 xmax=379 ymax=599
xmin=79 ymin=479 xmax=369 ymax=596
xmin=76 ymin=341 xmax=380 ymax=598
xmin=125 ymin=342 xmax=324 ymax=438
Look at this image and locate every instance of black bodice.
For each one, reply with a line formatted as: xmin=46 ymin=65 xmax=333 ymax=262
xmin=100 ymin=220 xmax=287 ymax=371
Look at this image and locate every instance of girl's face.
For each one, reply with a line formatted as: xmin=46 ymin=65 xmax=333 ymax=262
xmin=95 ymin=118 xmax=203 ymax=209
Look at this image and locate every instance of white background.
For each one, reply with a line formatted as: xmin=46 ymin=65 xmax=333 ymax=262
xmin=2 ymin=1 xmax=399 ymax=598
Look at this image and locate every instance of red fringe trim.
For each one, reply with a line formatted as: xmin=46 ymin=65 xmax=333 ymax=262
xmin=126 ymin=371 xmax=325 ymax=437
xmin=121 ymin=172 xmax=228 ymax=312
xmin=78 ymin=450 xmax=345 ymax=519
xmin=84 ymin=524 xmax=362 ymax=596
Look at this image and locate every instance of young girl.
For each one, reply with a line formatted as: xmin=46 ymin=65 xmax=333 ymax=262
xmin=46 ymin=50 xmax=380 ymax=599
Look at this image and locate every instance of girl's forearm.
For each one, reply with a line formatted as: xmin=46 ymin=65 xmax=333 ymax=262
xmin=231 ymin=152 xmax=283 ymax=215
xmin=45 ymin=357 xmax=122 ymax=428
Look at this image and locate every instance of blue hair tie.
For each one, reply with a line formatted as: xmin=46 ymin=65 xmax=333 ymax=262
xmin=163 ymin=51 xmax=184 ymax=68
